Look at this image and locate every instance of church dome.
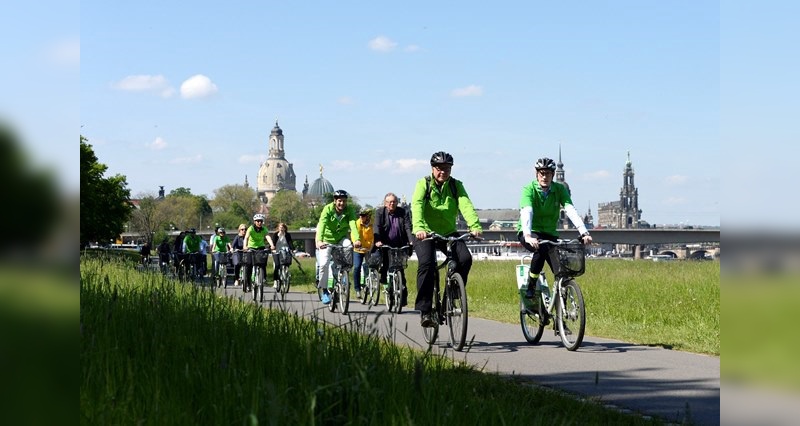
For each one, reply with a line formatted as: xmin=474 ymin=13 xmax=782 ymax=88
xmin=309 ymin=175 xmax=334 ymax=197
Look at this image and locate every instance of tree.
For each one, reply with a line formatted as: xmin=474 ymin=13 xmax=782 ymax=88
xmin=267 ymin=191 xmax=308 ymax=229
xmin=0 ymin=123 xmax=58 ymax=253
xmin=80 ymin=135 xmax=133 ymax=247
xmin=159 ymin=196 xmax=201 ymax=231
xmin=129 ymin=194 xmax=171 ymax=246
xmin=167 ymin=187 xmax=212 ymax=230
xmin=210 ymin=184 xmax=258 ymax=226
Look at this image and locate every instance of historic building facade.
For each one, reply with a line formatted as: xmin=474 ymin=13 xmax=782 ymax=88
xmin=597 ymin=152 xmax=643 ymax=229
xmin=256 ymin=121 xmax=297 ymax=207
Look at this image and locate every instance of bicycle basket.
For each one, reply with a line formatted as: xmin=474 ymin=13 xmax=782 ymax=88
xmin=217 ymin=252 xmax=230 ymax=265
xmin=240 ymin=251 xmax=253 ymax=265
xmin=231 ymin=251 xmax=242 ymax=265
xmin=389 ymin=249 xmax=408 ymax=269
xmin=556 ymin=243 xmax=586 ymax=277
xmin=278 ymin=249 xmax=293 ymax=266
xmin=366 ymin=251 xmax=382 ymax=269
xmin=252 ymin=249 xmax=269 ymax=265
xmin=331 ymin=246 xmax=353 ymax=268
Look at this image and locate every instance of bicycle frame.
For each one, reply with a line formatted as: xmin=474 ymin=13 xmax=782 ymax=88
xmin=322 ymin=243 xmax=353 ymax=315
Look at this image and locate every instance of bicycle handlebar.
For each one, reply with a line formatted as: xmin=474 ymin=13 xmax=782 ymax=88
xmin=424 ymin=232 xmax=482 ymax=242
xmin=537 ymin=238 xmax=583 ymax=246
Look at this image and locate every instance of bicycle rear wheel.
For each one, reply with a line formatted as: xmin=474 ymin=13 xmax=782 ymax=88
xmin=520 ymin=299 xmax=545 ymax=344
xmin=446 ymin=273 xmax=468 ymax=351
xmin=337 ymin=271 xmax=350 ymax=314
xmin=422 ymin=289 xmax=441 ymax=345
xmin=367 ymin=270 xmax=380 ymax=307
xmin=557 ymin=279 xmax=586 ymax=351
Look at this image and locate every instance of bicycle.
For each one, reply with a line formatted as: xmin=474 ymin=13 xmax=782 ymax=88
xmin=243 ymin=248 xmax=269 ymax=303
xmin=421 ymin=233 xmax=477 ymax=352
xmin=361 ymin=251 xmax=382 ymax=307
xmin=381 ymin=245 xmax=411 ymax=313
xmin=158 ymin=253 xmax=171 ymax=276
xmin=321 ymin=243 xmax=353 ymax=314
xmin=179 ymin=252 xmax=203 ymax=284
xmin=518 ymin=239 xmax=587 ymax=351
xmin=214 ymin=252 xmax=230 ymax=289
xmin=273 ymin=247 xmax=293 ymax=300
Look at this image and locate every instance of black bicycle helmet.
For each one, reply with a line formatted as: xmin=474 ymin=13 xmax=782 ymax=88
xmin=430 ymin=151 xmax=454 ymax=166
xmin=535 ymin=157 xmax=557 ymax=171
xmin=333 ymin=189 xmax=349 ymax=199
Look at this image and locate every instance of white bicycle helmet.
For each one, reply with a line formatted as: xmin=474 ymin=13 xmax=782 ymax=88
xmin=253 ymin=213 xmax=266 ymax=221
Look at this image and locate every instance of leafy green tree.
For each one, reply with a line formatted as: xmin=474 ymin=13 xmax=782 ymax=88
xmin=268 ymin=190 xmax=308 ymax=229
xmin=159 ymin=196 xmax=201 ymax=231
xmin=167 ymin=187 xmax=212 ymax=230
xmin=80 ymin=136 xmax=133 ymax=247
xmin=130 ymin=194 xmax=171 ymax=246
xmin=0 ymin=124 xmax=58 ymax=252
xmin=210 ymin=184 xmax=258 ymax=226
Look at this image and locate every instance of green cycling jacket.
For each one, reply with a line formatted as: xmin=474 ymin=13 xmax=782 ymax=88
xmin=411 ymin=175 xmax=481 ymax=236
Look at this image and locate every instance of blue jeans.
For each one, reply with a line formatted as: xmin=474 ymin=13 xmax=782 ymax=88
xmin=353 ymin=251 xmax=365 ymax=291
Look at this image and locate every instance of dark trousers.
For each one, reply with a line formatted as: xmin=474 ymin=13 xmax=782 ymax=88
xmin=413 ymin=236 xmax=472 ymax=313
xmin=517 ymin=232 xmax=559 ymax=277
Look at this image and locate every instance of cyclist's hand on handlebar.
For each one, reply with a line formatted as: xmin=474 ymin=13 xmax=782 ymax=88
xmin=374 ymin=241 xmax=383 ymax=247
xmin=581 ymin=234 xmax=593 ymax=245
xmin=415 ymin=231 xmax=427 ymax=240
xmin=315 ymin=240 xmax=324 ymax=249
xmin=524 ymin=235 xmax=539 ymax=249
xmin=470 ymin=230 xmax=483 ymax=239
xmin=354 ymin=240 xmax=362 ymax=249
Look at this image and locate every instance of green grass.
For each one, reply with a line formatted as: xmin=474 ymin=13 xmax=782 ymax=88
xmin=292 ymin=257 xmax=720 ymax=355
xmin=81 ymin=256 xmax=659 ymax=425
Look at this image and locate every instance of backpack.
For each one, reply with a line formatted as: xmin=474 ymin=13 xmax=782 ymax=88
xmin=424 ymin=175 xmax=460 ymax=208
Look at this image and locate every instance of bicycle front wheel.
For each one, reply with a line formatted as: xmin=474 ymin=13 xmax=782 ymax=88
xmin=254 ymin=267 xmax=264 ymax=303
xmin=279 ymin=266 xmax=290 ymax=299
xmin=392 ymin=271 xmax=404 ymax=314
xmin=557 ymin=280 xmax=586 ymax=351
xmin=446 ymin=273 xmax=469 ymax=351
xmin=367 ymin=270 xmax=380 ymax=307
xmin=337 ymin=271 xmax=350 ymax=314
xmin=520 ymin=299 xmax=545 ymax=344
xmin=422 ymin=293 xmax=439 ymax=345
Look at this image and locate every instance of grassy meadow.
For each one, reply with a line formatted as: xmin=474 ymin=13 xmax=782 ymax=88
xmin=81 ymin=255 xmax=662 ymax=425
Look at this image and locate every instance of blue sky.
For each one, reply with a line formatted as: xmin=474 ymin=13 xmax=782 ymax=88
xmin=10 ymin=1 xmax=723 ymax=227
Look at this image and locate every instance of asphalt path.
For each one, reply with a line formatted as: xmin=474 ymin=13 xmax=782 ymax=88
xmin=216 ymin=283 xmax=720 ymax=425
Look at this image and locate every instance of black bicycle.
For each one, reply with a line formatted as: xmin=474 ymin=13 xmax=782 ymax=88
xmin=421 ymin=233 xmax=477 ymax=352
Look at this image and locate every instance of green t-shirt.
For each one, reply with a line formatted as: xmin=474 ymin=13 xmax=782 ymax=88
xmin=246 ymin=225 xmax=268 ymax=249
xmin=183 ymin=234 xmax=201 ymax=253
xmin=211 ymin=235 xmax=230 ymax=252
xmin=516 ymin=180 xmax=574 ymax=236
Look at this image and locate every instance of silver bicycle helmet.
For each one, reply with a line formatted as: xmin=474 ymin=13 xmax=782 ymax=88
xmin=253 ymin=213 xmax=266 ymax=221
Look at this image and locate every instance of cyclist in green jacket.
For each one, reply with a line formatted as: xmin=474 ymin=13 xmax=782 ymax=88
xmin=242 ymin=213 xmax=270 ymax=293
xmin=315 ymin=190 xmax=361 ymax=305
xmin=517 ymin=157 xmax=593 ymax=298
xmin=411 ymin=151 xmax=482 ymax=327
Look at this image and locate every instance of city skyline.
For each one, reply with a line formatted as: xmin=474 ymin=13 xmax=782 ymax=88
xmin=76 ymin=2 xmax=717 ymax=226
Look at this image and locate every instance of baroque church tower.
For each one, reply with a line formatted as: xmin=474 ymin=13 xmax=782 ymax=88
xmin=597 ymin=152 xmax=643 ymax=228
xmin=256 ymin=120 xmax=297 ymax=207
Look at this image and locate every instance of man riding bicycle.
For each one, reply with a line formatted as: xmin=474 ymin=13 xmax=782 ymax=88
xmin=373 ymin=192 xmax=413 ymax=307
xmin=518 ymin=157 xmax=593 ymax=298
xmin=210 ymin=227 xmax=232 ymax=280
xmin=181 ymin=228 xmax=204 ymax=276
xmin=314 ymin=190 xmax=361 ymax=305
xmin=411 ymin=151 xmax=482 ymax=327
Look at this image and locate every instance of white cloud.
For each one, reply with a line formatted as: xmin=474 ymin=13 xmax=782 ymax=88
xmin=404 ymin=45 xmax=420 ymax=53
xmin=169 ymin=154 xmax=203 ymax=164
xmin=43 ymin=37 xmax=80 ymax=68
xmin=663 ymin=196 xmax=688 ymax=206
xmin=147 ymin=136 xmax=167 ymax=150
xmin=372 ymin=158 xmax=428 ymax=173
xmin=451 ymin=85 xmax=483 ymax=97
xmin=238 ymin=154 xmax=267 ymax=164
xmin=113 ymin=74 xmax=175 ymax=98
xmin=338 ymin=96 xmax=354 ymax=105
xmin=329 ymin=160 xmax=355 ymax=171
xmin=665 ymin=175 xmax=689 ymax=185
xmin=368 ymin=36 xmax=398 ymax=52
xmin=582 ymin=170 xmax=610 ymax=180
xmin=180 ymin=74 xmax=219 ymax=99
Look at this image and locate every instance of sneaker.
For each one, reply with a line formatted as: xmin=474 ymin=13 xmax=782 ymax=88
xmin=321 ymin=292 xmax=331 ymax=305
xmin=420 ymin=312 xmax=435 ymax=328
xmin=273 ymin=280 xmax=279 ymax=290
xmin=355 ymin=290 xmax=361 ymax=299
xmin=233 ymin=280 xmax=239 ymax=287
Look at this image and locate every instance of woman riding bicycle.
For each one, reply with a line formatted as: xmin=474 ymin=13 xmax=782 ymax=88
xmin=411 ymin=151 xmax=482 ymax=327
xmin=242 ymin=213 xmax=270 ymax=292
xmin=518 ymin=157 xmax=593 ymax=298
xmin=314 ymin=190 xmax=362 ymax=305
xmin=267 ymin=222 xmax=293 ymax=290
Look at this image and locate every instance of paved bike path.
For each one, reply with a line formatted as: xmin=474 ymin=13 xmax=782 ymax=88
xmin=224 ymin=287 xmax=720 ymax=425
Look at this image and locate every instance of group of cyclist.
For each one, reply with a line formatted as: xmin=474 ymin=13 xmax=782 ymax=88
xmin=148 ymin=150 xmax=593 ymax=330
xmin=310 ymin=150 xmax=592 ymax=329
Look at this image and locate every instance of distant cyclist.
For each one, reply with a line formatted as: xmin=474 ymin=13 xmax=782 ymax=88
xmin=242 ymin=214 xmax=270 ymax=292
xmin=230 ymin=223 xmax=248 ymax=286
xmin=517 ymin=157 xmax=592 ymax=298
xmin=210 ymin=227 xmax=232 ymax=280
xmin=182 ymin=228 xmax=204 ymax=275
xmin=315 ymin=190 xmax=362 ymax=305
xmin=157 ymin=237 xmax=171 ymax=267
xmin=411 ymin=151 xmax=482 ymax=327
xmin=267 ymin=222 xmax=293 ymax=290
xmin=352 ymin=208 xmax=374 ymax=299
xmin=373 ymin=192 xmax=414 ymax=307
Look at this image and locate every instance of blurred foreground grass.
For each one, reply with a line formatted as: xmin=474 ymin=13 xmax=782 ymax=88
xmin=0 ymin=263 xmax=76 ymax=425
